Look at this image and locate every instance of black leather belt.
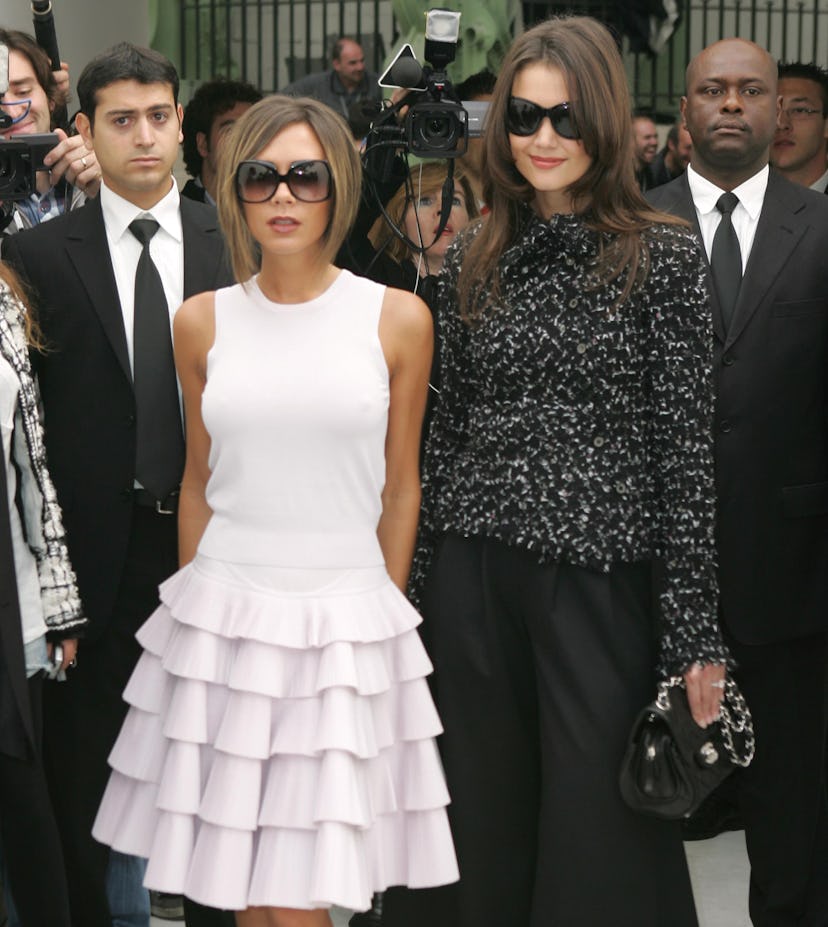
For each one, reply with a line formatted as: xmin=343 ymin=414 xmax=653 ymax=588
xmin=133 ymin=488 xmax=179 ymax=515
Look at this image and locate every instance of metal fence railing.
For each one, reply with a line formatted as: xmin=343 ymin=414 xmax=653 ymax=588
xmin=179 ymin=0 xmax=394 ymax=92
xmin=178 ymin=0 xmax=828 ymax=117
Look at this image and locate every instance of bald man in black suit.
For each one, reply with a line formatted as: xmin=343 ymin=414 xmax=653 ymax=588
xmin=649 ymin=38 xmax=828 ymax=927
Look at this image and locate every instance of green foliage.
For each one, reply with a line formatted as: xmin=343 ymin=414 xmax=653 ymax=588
xmin=391 ymin=0 xmax=520 ymax=81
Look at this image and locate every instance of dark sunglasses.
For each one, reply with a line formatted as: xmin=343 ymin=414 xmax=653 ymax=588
xmin=506 ymin=97 xmax=580 ymax=139
xmin=235 ymin=159 xmax=333 ymax=203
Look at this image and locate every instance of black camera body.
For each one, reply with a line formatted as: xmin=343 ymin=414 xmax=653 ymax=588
xmin=406 ymin=97 xmax=468 ymax=159
xmin=369 ymin=9 xmax=471 ymax=163
xmin=368 ymin=66 xmax=468 ymax=162
xmin=0 ymin=133 xmax=60 ymax=200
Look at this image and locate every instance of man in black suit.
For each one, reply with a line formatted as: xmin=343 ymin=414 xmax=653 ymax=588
xmin=3 ymin=42 xmax=233 ymax=927
xmin=649 ymin=38 xmax=828 ymax=926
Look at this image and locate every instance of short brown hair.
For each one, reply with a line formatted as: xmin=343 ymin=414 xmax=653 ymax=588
xmin=216 ymin=95 xmax=362 ymax=282
xmin=0 ymin=28 xmax=67 ymax=114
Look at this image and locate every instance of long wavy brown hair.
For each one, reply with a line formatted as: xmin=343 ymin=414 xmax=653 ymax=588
xmin=0 ymin=261 xmax=43 ymax=349
xmin=458 ymin=15 xmax=682 ymax=321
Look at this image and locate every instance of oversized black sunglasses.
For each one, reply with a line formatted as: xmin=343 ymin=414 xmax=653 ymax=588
xmin=235 ymin=159 xmax=333 ymax=203
xmin=506 ymin=98 xmax=580 ymax=139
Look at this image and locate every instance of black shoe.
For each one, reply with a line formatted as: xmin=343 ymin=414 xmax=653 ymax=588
xmin=349 ymin=893 xmax=384 ymax=926
xmin=150 ymin=891 xmax=185 ymax=921
xmin=681 ymin=788 xmax=744 ymax=841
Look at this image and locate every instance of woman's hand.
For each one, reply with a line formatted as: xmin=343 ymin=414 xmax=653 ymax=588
xmin=683 ymin=661 xmax=726 ymax=728
xmin=47 ymin=638 xmax=78 ymax=672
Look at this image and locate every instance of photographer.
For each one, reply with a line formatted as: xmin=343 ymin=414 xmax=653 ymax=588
xmin=0 ymin=28 xmax=100 ymax=237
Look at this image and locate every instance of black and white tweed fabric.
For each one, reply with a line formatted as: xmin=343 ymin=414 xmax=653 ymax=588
xmin=0 ymin=280 xmax=85 ymax=637
xmin=413 ymin=208 xmax=728 ymax=675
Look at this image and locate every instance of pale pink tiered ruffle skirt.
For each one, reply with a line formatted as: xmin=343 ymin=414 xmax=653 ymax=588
xmin=92 ymin=556 xmax=459 ymax=912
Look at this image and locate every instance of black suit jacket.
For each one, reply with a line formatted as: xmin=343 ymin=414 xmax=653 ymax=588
xmin=180 ymin=178 xmax=209 ymax=204
xmin=648 ymin=170 xmax=828 ymax=645
xmin=2 ymin=195 xmax=232 ymax=642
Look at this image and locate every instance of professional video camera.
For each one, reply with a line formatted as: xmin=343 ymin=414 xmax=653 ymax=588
xmin=0 ymin=40 xmax=59 ymax=200
xmin=359 ymin=9 xmax=488 ymax=263
xmin=367 ymin=9 xmax=470 ymax=166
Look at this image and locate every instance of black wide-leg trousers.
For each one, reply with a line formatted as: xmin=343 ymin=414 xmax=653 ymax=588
xmin=384 ymin=535 xmax=697 ymax=927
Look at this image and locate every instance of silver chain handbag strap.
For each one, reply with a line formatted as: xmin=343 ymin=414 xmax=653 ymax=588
xmin=655 ymin=675 xmax=756 ymax=768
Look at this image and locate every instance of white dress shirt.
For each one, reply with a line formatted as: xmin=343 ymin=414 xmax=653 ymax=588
xmin=810 ymin=168 xmax=828 ymax=194
xmin=99 ymin=179 xmax=184 ymax=375
xmin=686 ymin=163 xmax=769 ymax=272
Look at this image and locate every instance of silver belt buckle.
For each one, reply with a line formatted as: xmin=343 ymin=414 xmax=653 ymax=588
xmin=155 ymin=497 xmax=176 ymax=515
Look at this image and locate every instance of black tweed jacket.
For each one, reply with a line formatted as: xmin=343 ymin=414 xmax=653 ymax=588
xmin=413 ymin=208 xmax=729 ymax=675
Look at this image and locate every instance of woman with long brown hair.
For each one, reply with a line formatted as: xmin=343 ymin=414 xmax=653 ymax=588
xmin=385 ymin=15 xmax=728 ymax=927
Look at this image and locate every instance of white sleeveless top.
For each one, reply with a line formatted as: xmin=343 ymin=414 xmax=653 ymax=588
xmin=198 ymin=270 xmax=390 ymax=568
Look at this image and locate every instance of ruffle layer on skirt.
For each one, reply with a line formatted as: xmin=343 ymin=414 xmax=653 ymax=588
xmin=93 ymin=559 xmax=459 ymax=912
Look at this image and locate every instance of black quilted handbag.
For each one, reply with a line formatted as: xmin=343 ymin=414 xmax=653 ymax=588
xmin=619 ymin=676 xmax=755 ymax=820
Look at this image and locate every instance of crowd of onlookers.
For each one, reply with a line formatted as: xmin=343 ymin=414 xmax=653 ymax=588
xmin=0 ymin=15 xmax=827 ymax=927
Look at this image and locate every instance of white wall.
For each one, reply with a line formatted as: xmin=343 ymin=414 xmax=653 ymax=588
xmin=3 ymin=1 xmax=149 ymax=110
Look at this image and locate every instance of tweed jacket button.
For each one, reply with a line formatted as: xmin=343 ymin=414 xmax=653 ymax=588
xmin=593 ymin=435 xmax=605 ymax=447
xmin=615 ymin=481 xmax=626 ymax=494
xmin=576 ymin=342 xmax=588 ymax=354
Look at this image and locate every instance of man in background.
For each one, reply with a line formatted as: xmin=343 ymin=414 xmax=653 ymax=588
xmin=771 ymin=61 xmax=828 ymax=192
xmin=0 ymin=27 xmax=100 ymax=237
xmin=648 ymin=119 xmax=692 ymax=187
xmin=282 ymin=36 xmax=382 ymax=118
xmin=631 ymin=111 xmax=658 ymax=190
xmin=180 ymin=76 xmax=262 ymax=205
xmin=3 ymin=41 xmax=233 ymax=927
xmin=649 ymin=38 xmax=828 ymax=927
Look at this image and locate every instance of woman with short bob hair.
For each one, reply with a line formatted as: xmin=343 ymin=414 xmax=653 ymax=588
xmin=217 ymin=95 xmax=364 ymax=280
xmin=93 ymin=95 xmax=458 ymax=925
xmin=384 ymin=15 xmax=728 ymax=927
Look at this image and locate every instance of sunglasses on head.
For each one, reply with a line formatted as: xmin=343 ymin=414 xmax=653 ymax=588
xmin=506 ymin=98 xmax=580 ymax=139
xmin=235 ymin=159 xmax=333 ymax=203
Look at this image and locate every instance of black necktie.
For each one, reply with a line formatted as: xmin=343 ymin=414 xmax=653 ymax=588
xmin=711 ymin=191 xmax=742 ymax=330
xmin=129 ymin=218 xmax=184 ymax=502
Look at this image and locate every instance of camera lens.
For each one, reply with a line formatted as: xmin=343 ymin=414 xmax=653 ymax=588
xmin=426 ymin=116 xmax=452 ymax=140
xmin=405 ymin=103 xmax=468 ymax=157
xmin=0 ymin=147 xmax=25 ymax=197
xmin=414 ymin=112 xmax=458 ymax=151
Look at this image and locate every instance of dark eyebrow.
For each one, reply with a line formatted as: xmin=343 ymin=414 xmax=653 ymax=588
xmin=103 ymin=103 xmax=175 ymax=119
